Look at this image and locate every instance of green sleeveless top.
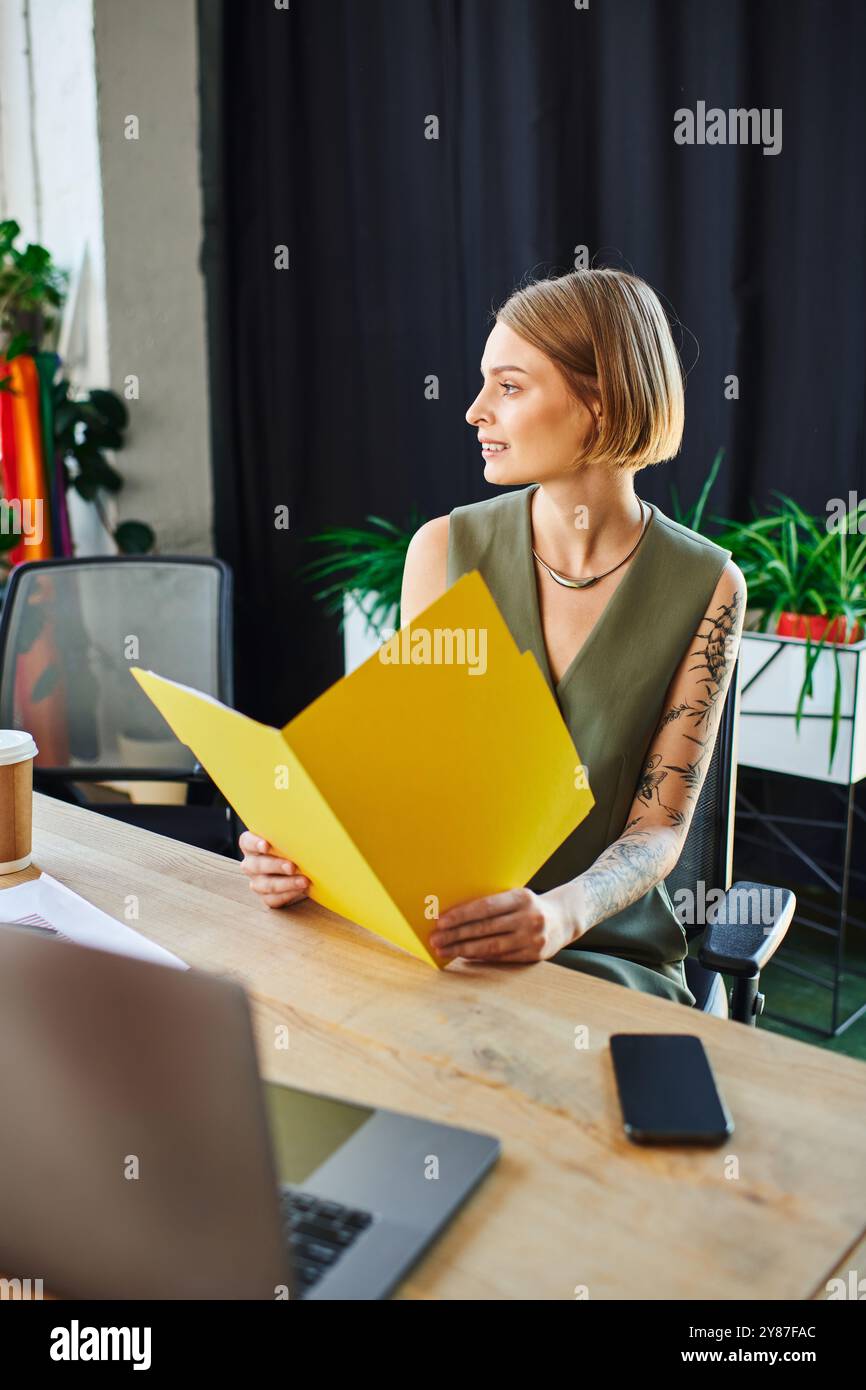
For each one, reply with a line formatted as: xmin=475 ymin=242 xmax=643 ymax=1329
xmin=447 ymin=484 xmax=732 ymax=1003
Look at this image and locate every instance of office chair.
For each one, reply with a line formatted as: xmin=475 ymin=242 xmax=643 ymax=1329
xmin=0 ymin=556 xmax=240 ymax=856
xmin=663 ymin=658 xmax=796 ymax=1023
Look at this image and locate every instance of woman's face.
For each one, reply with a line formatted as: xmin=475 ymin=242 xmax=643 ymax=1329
xmin=465 ymin=321 xmax=597 ymax=485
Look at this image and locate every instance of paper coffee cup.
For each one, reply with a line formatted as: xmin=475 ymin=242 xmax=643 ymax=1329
xmin=0 ymin=730 xmax=38 ymax=874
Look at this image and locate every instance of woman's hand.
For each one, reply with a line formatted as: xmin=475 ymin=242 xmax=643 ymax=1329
xmin=429 ymin=885 xmax=581 ymax=964
xmin=238 ymin=830 xmax=312 ymax=909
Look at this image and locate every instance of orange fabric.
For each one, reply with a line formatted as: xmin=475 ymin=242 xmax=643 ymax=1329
xmin=13 ymin=572 xmax=71 ymax=767
xmin=8 ymin=355 xmax=52 ymax=561
xmin=3 ymin=360 xmax=68 ymax=762
xmin=0 ymin=356 xmax=21 ymax=505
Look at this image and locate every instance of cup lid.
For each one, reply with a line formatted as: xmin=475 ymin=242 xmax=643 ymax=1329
xmin=0 ymin=730 xmax=38 ymax=765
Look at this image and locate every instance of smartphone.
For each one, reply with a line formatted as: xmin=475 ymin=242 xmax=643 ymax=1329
xmin=609 ymin=1033 xmax=734 ymax=1145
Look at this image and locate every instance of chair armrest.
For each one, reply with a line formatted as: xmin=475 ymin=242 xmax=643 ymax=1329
xmin=697 ymin=880 xmax=796 ymax=976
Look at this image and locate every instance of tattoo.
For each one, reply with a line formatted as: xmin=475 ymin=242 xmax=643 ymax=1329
xmin=633 ymin=588 xmax=742 ymax=831
xmin=573 ymin=587 xmax=743 ymax=937
xmin=637 ymin=752 xmax=667 ymax=804
xmin=634 ymin=749 xmax=694 ymax=827
xmin=665 ymin=745 xmax=711 ymax=794
xmin=657 ymin=702 xmax=709 ymax=747
xmin=685 ymin=591 xmax=742 ymax=732
xmin=659 ymin=701 xmax=692 ymax=728
xmin=578 ymin=824 xmax=678 ymax=932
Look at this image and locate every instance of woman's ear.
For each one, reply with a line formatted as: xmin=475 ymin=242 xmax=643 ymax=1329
xmin=583 ymin=377 xmax=603 ymax=426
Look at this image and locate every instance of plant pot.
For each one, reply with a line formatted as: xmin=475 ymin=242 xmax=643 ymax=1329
xmin=737 ymin=628 xmax=866 ymax=785
xmin=776 ymin=611 xmax=862 ymax=644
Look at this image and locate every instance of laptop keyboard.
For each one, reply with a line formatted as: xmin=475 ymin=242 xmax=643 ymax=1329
xmin=280 ymin=1188 xmax=375 ymax=1295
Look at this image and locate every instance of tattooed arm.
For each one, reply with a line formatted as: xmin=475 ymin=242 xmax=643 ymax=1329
xmin=545 ymin=559 xmax=747 ymax=942
xmin=428 ymin=559 xmax=745 ymax=964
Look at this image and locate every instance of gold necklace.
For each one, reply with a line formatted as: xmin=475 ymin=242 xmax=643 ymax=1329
xmin=531 ymin=499 xmax=651 ymax=590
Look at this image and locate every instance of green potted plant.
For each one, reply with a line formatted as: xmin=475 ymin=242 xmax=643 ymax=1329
xmin=51 ymin=376 xmax=154 ymax=553
xmin=0 ymin=219 xmax=155 ymax=570
xmin=0 ymin=219 xmax=68 ymax=359
xmin=300 ymin=511 xmax=425 ymax=671
xmin=711 ymin=494 xmax=866 ymax=778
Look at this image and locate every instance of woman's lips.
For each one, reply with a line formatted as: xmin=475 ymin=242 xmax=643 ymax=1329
xmin=481 ymin=443 xmax=510 ymax=457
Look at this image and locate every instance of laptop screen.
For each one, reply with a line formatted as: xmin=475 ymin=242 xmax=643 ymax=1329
xmin=262 ymin=1081 xmax=374 ymax=1185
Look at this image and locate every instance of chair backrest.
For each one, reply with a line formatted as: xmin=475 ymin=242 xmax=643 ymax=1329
xmin=0 ymin=556 xmax=233 ymax=778
xmin=663 ymin=658 xmax=740 ymax=941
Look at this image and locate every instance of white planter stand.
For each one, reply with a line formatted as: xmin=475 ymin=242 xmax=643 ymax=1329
xmin=342 ymin=590 xmax=398 ymax=675
xmin=737 ymin=627 xmax=866 ymax=785
xmin=735 ymin=624 xmax=866 ymax=1035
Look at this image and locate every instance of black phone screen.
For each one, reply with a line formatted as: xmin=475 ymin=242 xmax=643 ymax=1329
xmin=609 ymin=1033 xmax=734 ymax=1145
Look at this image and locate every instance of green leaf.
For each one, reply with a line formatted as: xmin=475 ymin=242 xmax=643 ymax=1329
xmin=86 ymin=388 xmax=129 ymax=431
xmin=299 ymin=510 xmax=425 ymax=617
xmin=802 ymin=588 xmax=828 ymax=615
xmin=691 ymin=448 xmax=724 ymax=534
xmin=0 ymin=220 xmax=21 ymax=250
xmin=15 ymin=242 xmax=51 ymax=273
xmin=90 ymin=457 xmax=123 ymax=492
xmin=795 ymin=630 xmax=828 ymax=727
xmin=72 ymin=474 xmax=100 ymax=502
xmin=829 ymin=646 xmax=842 ymax=772
xmin=114 ymin=520 xmax=155 ymax=554
xmin=4 ymin=331 xmax=33 ymax=360
xmin=80 ymin=417 xmax=125 ymax=451
xmin=72 ymin=443 xmax=123 ymax=492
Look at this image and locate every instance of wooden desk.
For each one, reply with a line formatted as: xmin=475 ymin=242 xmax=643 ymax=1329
xmin=3 ymin=792 xmax=865 ymax=1300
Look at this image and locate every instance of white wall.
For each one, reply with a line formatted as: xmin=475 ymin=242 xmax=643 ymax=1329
xmin=0 ymin=0 xmax=112 ymax=552
xmin=92 ymin=0 xmax=213 ymax=553
xmin=0 ymin=0 xmax=213 ymax=555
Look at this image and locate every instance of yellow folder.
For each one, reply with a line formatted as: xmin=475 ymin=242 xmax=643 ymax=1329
xmin=130 ymin=569 xmax=594 ymax=967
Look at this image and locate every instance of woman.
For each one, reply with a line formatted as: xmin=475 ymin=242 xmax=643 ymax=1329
xmin=239 ymin=268 xmax=746 ymax=1006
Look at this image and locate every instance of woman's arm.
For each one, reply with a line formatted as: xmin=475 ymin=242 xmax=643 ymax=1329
xmin=548 ymin=557 xmax=747 ymax=939
xmin=400 ymin=516 xmax=450 ymax=624
xmin=431 ymin=558 xmax=747 ymax=963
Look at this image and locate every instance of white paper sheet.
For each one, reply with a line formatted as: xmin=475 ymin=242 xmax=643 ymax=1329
xmin=0 ymin=873 xmax=188 ymax=970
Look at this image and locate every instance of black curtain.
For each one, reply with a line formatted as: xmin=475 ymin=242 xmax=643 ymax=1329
xmin=198 ymin=0 xmax=866 ymax=724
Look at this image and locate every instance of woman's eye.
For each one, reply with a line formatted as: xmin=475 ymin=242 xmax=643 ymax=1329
xmin=500 ymin=381 xmax=519 ymax=395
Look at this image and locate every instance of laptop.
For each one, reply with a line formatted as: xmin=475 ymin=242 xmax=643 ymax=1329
xmin=0 ymin=927 xmax=499 ymax=1299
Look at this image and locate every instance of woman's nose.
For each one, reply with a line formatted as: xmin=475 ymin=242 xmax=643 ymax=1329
xmin=465 ymin=392 xmax=489 ymax=427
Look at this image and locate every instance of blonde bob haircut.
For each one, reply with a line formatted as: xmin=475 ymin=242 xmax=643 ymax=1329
xmin=496 ymin=268 xmax=685 ymax=472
